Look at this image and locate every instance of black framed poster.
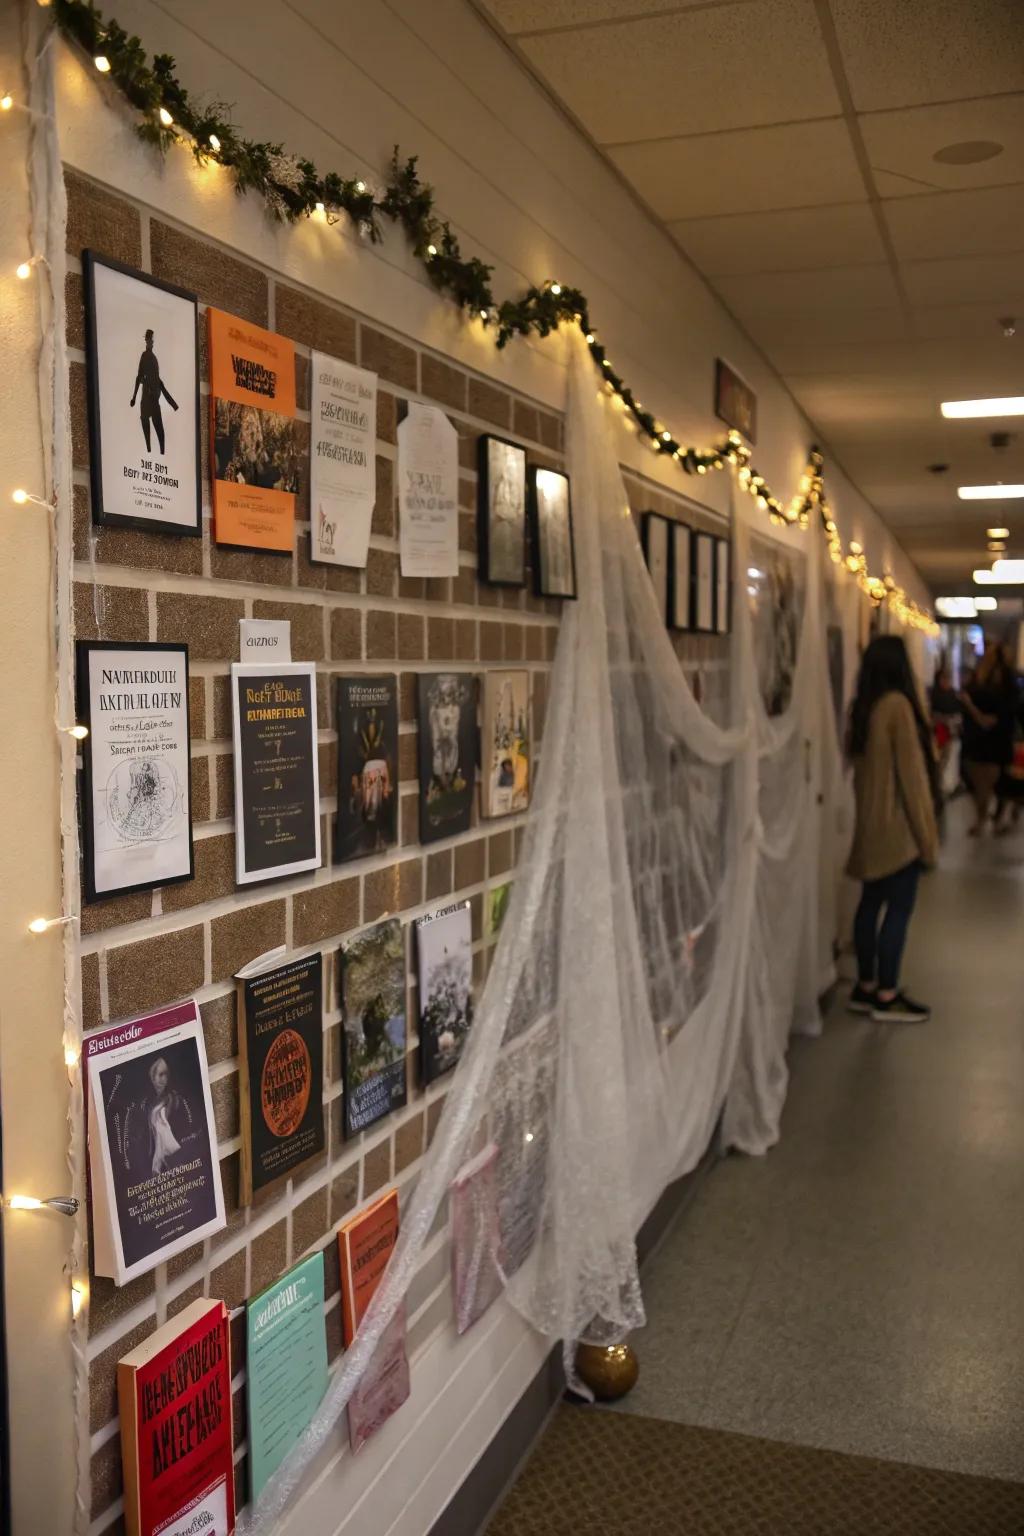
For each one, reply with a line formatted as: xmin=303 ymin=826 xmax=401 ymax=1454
xmin=417 ymin=673 xmax=478 ymax=844
xmin=669 ymin=522 xmax=693 ymax=632
xmin=641 ymin=512 xmax=670 ymax=626
xmin=336 ymin=674 xmax=398 ymax=863
xmin=231 ymin=661 xmax=321 ymax=884
xmin=76 ymin=641 xmax=194 ymax=902
xmin=693 ymin=531 xmax=716 ymax=633
xmin=478 ymin=435 xmax=527 ymax=587
xmin=82 ymin=251 xmax=202 ymax=536
xmin=714 ymin=536 xmax=732 ymax=635
xmin=528 ymin=466 xmax=577 ymax=599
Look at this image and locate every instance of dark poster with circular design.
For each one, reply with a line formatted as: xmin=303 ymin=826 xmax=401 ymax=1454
xmin=238 ymin=954 xmax=325 ymax=1201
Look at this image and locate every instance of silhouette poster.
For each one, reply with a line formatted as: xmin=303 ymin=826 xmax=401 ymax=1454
xmin=83 ymin=252 xmax=201 ymax=535
xmin=77 ymin=641 xmax=195 ymax=901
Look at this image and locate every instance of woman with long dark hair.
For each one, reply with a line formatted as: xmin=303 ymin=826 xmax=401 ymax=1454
xmin=959 ymin=638 xmax=1018 ymax=835
xmin=846 ymin=636 xmax=940 ymax=1023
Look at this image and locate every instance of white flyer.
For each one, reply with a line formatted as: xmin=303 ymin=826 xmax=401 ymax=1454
xmin=310 ymin=351 xmax=377 ymax=567
xmin=398 ymin=401 xmax=459 ymax=578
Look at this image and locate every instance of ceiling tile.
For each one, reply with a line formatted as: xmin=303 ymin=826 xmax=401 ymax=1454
xmin=860 ymin=96 xmax=1024 ymax=196
xmin=831 ymin=0 xmax=1024 ymax=112
xmin=912 ymin=302 xmax=1024 ymax=341
xmin=902 ymin=252 xmax=1024 ymax=306
xmin=717 ymin=263 xmax=901 ymax=320
xmin=519 ymin=0 xmax=838 ymax=144
xmin=481 ymin=0 xmax=721 ymax=33
xmin=744 ymin=305 xmax=909 ymax=348
xmin=610 ymin=119 xmax=864 ymax=220
xmin=884 ymin=185 xmax=1024 ymax=262
xmin=669 ymin=203 xmax=886 ymax=276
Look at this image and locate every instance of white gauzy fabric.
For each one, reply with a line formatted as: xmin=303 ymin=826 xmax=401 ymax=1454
xmin=237 ymin=329 xmax=849 ymax=1531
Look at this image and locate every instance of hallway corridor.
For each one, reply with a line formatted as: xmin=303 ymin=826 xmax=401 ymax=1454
xmin=488 ymin=816 xmax=1024 ymax=1531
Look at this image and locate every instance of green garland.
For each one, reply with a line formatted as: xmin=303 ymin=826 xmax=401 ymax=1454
xmin=49 ymin=0 xmax=936 ymax=631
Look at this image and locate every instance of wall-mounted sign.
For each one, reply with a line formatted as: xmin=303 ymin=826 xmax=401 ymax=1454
xmin=715 ymin=358 xmax=757 ymax=445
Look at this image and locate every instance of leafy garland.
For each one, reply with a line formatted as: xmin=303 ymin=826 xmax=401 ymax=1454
xmin=49 ymin=0 xmax=936 ymax=633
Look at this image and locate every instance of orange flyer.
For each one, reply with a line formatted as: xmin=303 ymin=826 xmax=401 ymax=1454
xmin=208 ymin=307 xmax=299 ymax=552
xmin=338 ymin=1188 xmax=399 ymax=1346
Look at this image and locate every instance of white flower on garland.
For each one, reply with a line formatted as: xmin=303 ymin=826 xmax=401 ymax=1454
xmin=266 ymin=150 xmax=306 ymax=191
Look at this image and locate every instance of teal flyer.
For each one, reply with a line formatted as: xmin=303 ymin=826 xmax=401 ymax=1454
xmin=246 ymin=1250 xmax=328 ymax=1500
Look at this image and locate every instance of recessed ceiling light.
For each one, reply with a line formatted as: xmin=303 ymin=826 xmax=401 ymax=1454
xmin=987 ymin=527 xmax=1010 ymax=539
xmin=974 ymin=559 xmax=1024 ymax=584
xmin=933 ymin=140 xmax=1004 ymax=165
xmin=941 ymin=396 xmax=1024 ymax=419
xmin=988 ymin=541 xmax=1007 ymax=552
xmin=936 ymin=596 xmax=978 ymax=619
xmin=958 ymin=484 xmax=1024 ymax=500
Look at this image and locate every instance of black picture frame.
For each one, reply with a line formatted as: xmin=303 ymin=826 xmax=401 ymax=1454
xmin=477 ymin=435 xmax=527 ymax=587
xmin=82 ymin=251 xmax=202 ymax=537
xmin=669 ymin=522 xmax=694 ymax=632
xmin=416 ymin=672 xmax=478 ymax=845
xmin=692 ymin=531 xmax=716 ymax=634
xmin=76 ymin=639 xmax=195 ymax=903
xmin=527 ymin=465 xmax=578 ymax=600
xmin=641 ymin=511 xmax=671 ymax=626
xmin=714 ymin=535 xmax=732 ymax=635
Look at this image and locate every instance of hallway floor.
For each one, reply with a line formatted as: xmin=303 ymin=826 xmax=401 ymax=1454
xmin=488 ymin=812 xmax=1024 ymax=1530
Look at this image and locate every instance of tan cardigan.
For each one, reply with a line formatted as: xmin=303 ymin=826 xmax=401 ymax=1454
xmin=846 ymin=691 xmax=939 ymax=882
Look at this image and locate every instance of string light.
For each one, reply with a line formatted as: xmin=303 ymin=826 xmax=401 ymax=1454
xmin=549 ymin=281 xmax=562 ymax=296
xmin=28 ymin=915 xmax=75 ymax=934
xmin=64 ymin=1042 xmax=80 ymax=1069
xmin=16 ymin=259 xmax=35 ymax=280
xmin=1 ymin=93 xmax=12 ymax=112
xmin=11 ymin=488 xmax=54 ymax=509
xmin=93 ymin=54 xmax=110 ymax=72
xmin=59 ymin=724 xmax=89 ymax=741
xmin=427 ymin=243 xmax=437 ymax=257
xmin=208 ymin=132 xmax=220 ymax=152
xmin=158 ymin=106 xmax=173 ymax=127
xmin=314 ymin=200 xmax=325 ymax=215
xmin=71 ymin=1281 xmax=86 ymax=1320
xmin=4 ymin=1194 xmax=79 ymax=1216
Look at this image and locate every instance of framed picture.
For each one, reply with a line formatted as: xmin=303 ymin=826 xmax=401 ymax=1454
xmin=416 ymin=672 xmax=478 ymax=844
xmin=714 ymin=535 xmax=732 ymax=635
xmin=481 ymin=670 xmax=530 ymax=819
xmin=693 ymin=531 xmax=716 ymax=633
xmin=715 ymin=357 xmax=757 ymax=445
xmin=478 ymin=435 xmax=527 ymax=586
xmin=335 ymin=674 xmax=398 ymax=863
xmin=669 ymin=522 xmax=693 ymax=631
xmin=528 ymin=466 xmax=577 ymax=599
xmin=340 ymin=918 xmax=408 ymax=1136
xmin=416 ymin=901 xmax=474 ymax=1083
xmin=82 ymin=252 xmax=201 ymax=536
xmin=231 ymin=661 xmax=321 ymax=884
xmin=641 ymin=512 xmax=670 ymax=625
xmin=76 ymin=640 xmax=194 ymax=902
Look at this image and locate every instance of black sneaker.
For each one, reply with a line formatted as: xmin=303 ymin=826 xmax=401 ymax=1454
xmin=871 ymin=991 xmax=930 ymax=1023
xmin=847 ymin=984 xmax=876 ymax=1015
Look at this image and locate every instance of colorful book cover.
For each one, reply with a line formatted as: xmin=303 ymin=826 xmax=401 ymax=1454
xmin=246 ymin=1252 xmax=328 ymax=1502
xmin=416 ymin=673 xmax=477 ymax=844
xmin=208 ymin=307 xmax=299 ymax=552
xmin=337 ymin=1190 xmax=409 ymax=1451
xmin=118 ymin=1297 xmax=234 ymax=1536
xmin=450 ymin=1141 xmax=504 ymax=1334
xmin=340 ymin=919 xmax=408 ymax=1136
xmin=415 ymin=901 xmax=474 ymax=1083
xmin=480 ymin=670 xmax=529 ymax=819
xmin=237 ymin=953 xmax=325 ymax=1202
xmin=85 ymin=1002 xmax=225 ymax=1284
xmin=336 ymin=675 xmax=398 ymax=862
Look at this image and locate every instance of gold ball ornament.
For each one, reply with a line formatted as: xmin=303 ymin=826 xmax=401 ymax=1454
xmin=573 ymin=1341 xmax=639 ymax=1402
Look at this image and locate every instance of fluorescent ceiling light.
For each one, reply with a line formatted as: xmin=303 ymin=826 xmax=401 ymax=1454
xmin=975 ymin=596 xmax=998 ymax=610
xmin=958 ymin=484 xmax=1024 ymax=500
xmin=941 ymin=396 xmax=1024 ymax=419
xmin=986 ymin=527 xmax=1010 ymax=539
xmin=936 ymin=596 xmax=978 ymax=618
xmin=973 ymin=569 xmax=1000 ymax=583
xmin=975 ymin=560 xmax=1024 ymax=584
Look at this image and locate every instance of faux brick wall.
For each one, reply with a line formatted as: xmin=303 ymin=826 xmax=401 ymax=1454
xmin=65 ymin=168 xmax=727 ymax=1532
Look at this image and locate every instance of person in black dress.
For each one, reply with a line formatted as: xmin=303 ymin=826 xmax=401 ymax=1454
xmin=130 ymin=327 xmax=178 ymax=455
xmin=959 ymin=639 xmax=1017 ymax=835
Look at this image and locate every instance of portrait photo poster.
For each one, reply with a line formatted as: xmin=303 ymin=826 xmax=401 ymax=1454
xmin=694 ymin=531 xmax=716 ymax=633
xmin=397 ymin=401 xmax=459 ymax=578
xmin=82 ymin=251 xmax=202 ymax=536
xmin=335 ymin=674 xmax=398 ymax=864
xmin=528 ymin=465 xmax=577 ymax=599
xmin=641 ymin=512 xmax=670 ymax=626
xmin=669 ymin=522 xmax=693 ymax=632
xmin=478 ymin=435 xmax=527 ymax=587
xmin=340 ymin=918 xmax=408 ymax=1136
xmin=310 ymin=351 xmax=377 ymax=568
xmin=416 ymin=672 xmax=478 ymax=844
xmin=480 ymin=669 xmax=530 ymax=819
xmin=231 ymin=661 xmax=321 ymax=884
xmin=208 ymin=307 xmax=299 ymax=553
xmin=77 ymin=641 xmax=194 ymax=903
xmin=416 ymin=900 xmax=474 ymax=1083
xmin=85 ymin=1000 xmax=225 ymax=1284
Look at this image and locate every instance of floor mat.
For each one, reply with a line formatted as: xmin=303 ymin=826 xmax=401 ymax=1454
xmin=485 ymin=1405 xmax=1024 ymax=1535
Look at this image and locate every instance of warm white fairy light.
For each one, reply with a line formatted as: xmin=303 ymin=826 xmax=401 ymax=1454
xmin=94 ymin=54 xmax=110 ymax=72
xmin=28 ymin=915 xmax=74 ymax=934
xmin=549 ymin=281 xmax=561 ymax=296
xmin=158 ymin=106 xmax=173 ymax=127
xmin=1 ymin=93 xmax=12 ymax=112
xmin=355 ymin=179 xmax=366 ymax=193
xmin=208 ymin=132 xmax=221 ymax=152
xmin=15 ymin=260 xmax=32 ymax=280
xmin=12 ymin=488 xmax=53 ymax=509
xmin=6 ymin=1196 xmax=43 ymax=1211
xmin=427 ymin=243 xmax=437 ymax=257
xmin=60 ymin=724 xmax=89 ymax=741
xmin=70 ymin=1282 xmax=86 ymax=1320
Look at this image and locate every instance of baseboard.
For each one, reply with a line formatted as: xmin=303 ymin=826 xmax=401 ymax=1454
xmin=428 ymin=1146 xmax=720 ymax=1536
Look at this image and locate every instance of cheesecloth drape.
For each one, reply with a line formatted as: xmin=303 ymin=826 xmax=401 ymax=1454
xmin=240 ymin=327 xmax=849 ymax=1533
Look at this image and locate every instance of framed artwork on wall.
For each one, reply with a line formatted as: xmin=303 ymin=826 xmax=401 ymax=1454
xmin=669 ymin=522 xmax=693 ymax=631
xmin=416 ymin=672 xmax=478 ymax=844
xmin=231 ymin=660 xmax=321 ymax=884
xmin=481 ymin=669 xmax=530 ymax=819
xmin=641 ymin=512 xmax=671 ymax=626
xmin=478 ymin=435 xmax=527 ymax=586
xmin=693 ymin=531 xmax=716 ymax=634
xmin=528 ymin=466 xmax=577 ymax=599
xmin=76 ymin=640 xmax=195 ymax=902
xmin=82 ymin=252 xmax=202 ymax=536
xmin=714 ymin=535 xmax=732 ymax=635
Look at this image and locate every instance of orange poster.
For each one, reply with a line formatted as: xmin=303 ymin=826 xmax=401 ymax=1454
xmin=208 ymin=307 xmax=299 ymax=552
xmin=338 ymin=1188 xmax=399 ymax=1346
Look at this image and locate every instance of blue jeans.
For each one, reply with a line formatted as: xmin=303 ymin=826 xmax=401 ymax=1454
xmin=854 ymin=860 xmax=921 ymax=992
